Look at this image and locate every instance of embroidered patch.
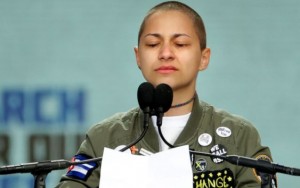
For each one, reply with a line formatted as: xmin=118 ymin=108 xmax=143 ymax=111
xmin=252 ymin=155 xmax=278 ymax=187
xmin=193 ymin=168 xmax=234 ymax=188
xmin=66 ymin=154 xmax=98 ymax=181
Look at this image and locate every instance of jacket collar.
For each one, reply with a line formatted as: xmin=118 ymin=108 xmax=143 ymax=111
xmin=137 ymin=94 xmax=204 ymax=152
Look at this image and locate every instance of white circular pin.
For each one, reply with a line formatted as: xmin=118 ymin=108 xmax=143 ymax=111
xmin=198 ymin=133 xmax=212 ymax=146
xmin=216 ymin=127 xmax=232 ymax=137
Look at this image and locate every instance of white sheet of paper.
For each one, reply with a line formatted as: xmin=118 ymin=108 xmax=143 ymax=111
xmin=99 ymin=145 xmax=193 ymax=188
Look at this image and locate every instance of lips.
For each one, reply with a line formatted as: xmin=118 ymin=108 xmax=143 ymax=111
xmin=155 ymin=66 xmax=178 ymax=73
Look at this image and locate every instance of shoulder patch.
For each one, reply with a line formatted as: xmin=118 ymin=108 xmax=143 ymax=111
xmin=193 ymin=168 xmax=234 ymax=188
xmin=253 ymin=155 xmax=278 ymax=187
xmin=66 ymin=154 xmax=98 ymax=181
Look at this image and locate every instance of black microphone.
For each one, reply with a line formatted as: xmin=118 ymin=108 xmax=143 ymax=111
xmin=225 ymin=155 xmax=300 ymax=176
xmin=153 ymin=83 xmax=174 ymax=148
xmin=0 ymin=159 xmax=70 ymax=175
xmin=154 ymin=83 xmax=173 ymax=127
xmin=137 ymin=82 xmax=155 ymax=127
xmin=120 ymin=82 xmax=155 ymax=152
xmin=190 ymin=150 xmax=300 ymax=176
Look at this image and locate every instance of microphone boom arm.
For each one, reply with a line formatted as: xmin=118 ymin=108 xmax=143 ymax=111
xmin=190 ymin=150 xmax=300 ymax=176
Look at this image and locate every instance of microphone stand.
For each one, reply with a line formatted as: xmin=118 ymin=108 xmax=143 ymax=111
xmin=190 ymin=150 xmax=300 ymax=176
xmin=156 ymin=127 xmax=300 ymax=176
xmin=156 ymin=129 xmax=300 ymax=176
xmin=1 ymin=82 xmax=154 ymax=188
xmin=0 ymin=159 xmax=71 ymax=188
xmin=120 ymin=108 xmax=150 ymax=152
xmin=0 ymin=115 xmax=150 ymax=188
xmin=155 ymin=117 xmax=300 ymax=178
xmin=156 ymin=117 xmax=175 ymax=149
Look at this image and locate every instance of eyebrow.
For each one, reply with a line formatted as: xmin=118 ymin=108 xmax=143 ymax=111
xmin=143 ymin=33 xmax=191 ymax=39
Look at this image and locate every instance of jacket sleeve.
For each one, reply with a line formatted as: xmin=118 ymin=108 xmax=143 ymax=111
xmin=55 ymin=132 xmax=101 ymax=188
xmin=234 ymin=120 xmax=277 ymax=188
xmin=55 ymin=110 xmax=139 ymax=188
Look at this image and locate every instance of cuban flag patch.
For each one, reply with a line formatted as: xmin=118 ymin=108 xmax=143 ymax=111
xmin=66 ymin=154 xmax=98 ymax=181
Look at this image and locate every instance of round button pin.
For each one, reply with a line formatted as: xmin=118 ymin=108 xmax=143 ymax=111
xmin=210 ymin=144 xmax=228 ymax=164
xmin=195 ymin=158 xmax=207 ymax=172
xmin=216 ymin=127 xmax=232 ymax=137
xmin=198 ymin=133 xmax=212 ymax=146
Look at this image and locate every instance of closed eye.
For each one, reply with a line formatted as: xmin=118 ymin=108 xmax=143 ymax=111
xmin=146 ymin=43 xmax=159 ymax=47
xmin=176 ymin=43 xmax=189 ymax=47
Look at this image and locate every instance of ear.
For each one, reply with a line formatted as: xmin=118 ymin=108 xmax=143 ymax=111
xmin=134 ymin=46 xmax=141 ymax=69
xmin=198 ymin=48 xmax=211 ymax=71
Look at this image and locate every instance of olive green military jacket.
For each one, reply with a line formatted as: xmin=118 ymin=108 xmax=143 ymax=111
xmin=56 ymin=97 xmax=275 ymax=188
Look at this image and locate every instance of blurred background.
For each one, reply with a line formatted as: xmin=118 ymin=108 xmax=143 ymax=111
xmin=0 ymin=0 xmax=299 ymax=187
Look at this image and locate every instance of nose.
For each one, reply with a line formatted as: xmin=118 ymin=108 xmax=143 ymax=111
xmin=158 ymin=43 xmax=175 ymax=61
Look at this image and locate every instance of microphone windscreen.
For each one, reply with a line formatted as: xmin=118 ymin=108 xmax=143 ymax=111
xmin=137 ymin=82 xmax=155 ymax=111
xmin=154 ymin=83 xmax=173 ymax=113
